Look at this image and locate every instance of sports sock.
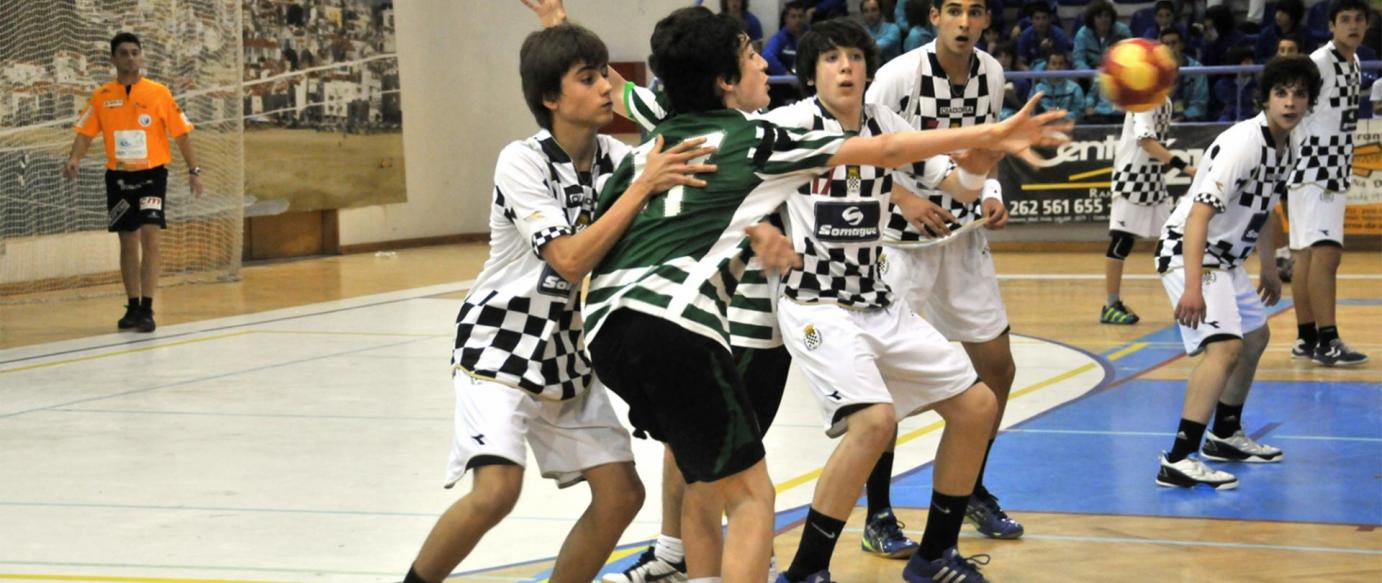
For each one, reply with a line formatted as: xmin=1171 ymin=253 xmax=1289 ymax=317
xmin=139 ymin=296 xmax=153 ymax=311
xmin=866 ymin=451 xmax=894 ymax=517
xmin=1297 ymin=323 xmax=1317 ymax=346
xmin=127 ymin=297 xmax=139 ymax=309
xmin=1317 ymin=325 xmax=1340 ymax=346
xmin=972 ymin=439 xmax=995 ymax=499
xmin=687 ymin=578 xmax=722 ymax=583
xmin=784 ymin=508 xmax=844 ymax=581
xmin=917 ymin=490 xmax=969 ymax=561
xmin=403 ymin=565 xmax=429 ymax=583
xmin=1275 ymin=246 xmax=1291 ymax=260
xmin=1212 ymin=402 xmax=1244 ymax=437
xmin=1107 ymin=293 xmax=1120 ymax=306
xmin=1167 ymin=418 xmax=1207 ymax=462
xmin=654 ymin=535 xmax=684 ymax=564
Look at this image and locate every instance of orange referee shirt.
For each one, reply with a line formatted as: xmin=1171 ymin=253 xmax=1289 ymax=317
xmin=74 ymin=78 xmax=193 ymax=171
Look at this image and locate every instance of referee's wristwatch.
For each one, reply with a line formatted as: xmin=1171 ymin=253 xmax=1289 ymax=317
xmin=189 ymin=166 xmax=203 ymax=177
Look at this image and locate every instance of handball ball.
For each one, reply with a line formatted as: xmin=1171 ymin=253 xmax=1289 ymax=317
xmin=1098 ymin=38 xmax=1178 ymax=113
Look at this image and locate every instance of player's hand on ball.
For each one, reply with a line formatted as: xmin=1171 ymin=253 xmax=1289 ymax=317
xmin=1258 ymin=273 xmax=1282 ymax=307
xmin=981 ymin=198 xmax=1008 ymax=230
xmin=1175 ymin=288 xmax=1206 ymax=328
xmin=745 ymin=222 xmax=801 ymax=275
xmin=989 ymin=93 xmax=1074 ymax=154
xmin=638 ymin=135 xmax=718 ymax=193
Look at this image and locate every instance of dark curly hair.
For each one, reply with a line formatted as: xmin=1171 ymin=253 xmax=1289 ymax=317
xmin=1259 ymin=54 xmax=1322 ymax=110
xmin=794 ymin=19 xmax=879 ymax=96
xmin=651 ymin=11 xmax=747 ymax=114
xmin=1328 ymin=0 xmax=1370 ymax=23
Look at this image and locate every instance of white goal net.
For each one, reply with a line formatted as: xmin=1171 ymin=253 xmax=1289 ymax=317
xmin=0 ymin=0 xmax=244 ymax=302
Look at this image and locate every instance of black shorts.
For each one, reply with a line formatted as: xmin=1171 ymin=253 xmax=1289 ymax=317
xmin=105 ymin=167 xmax=167 ymax=232
xmin=589 ymin=309 xmax=765 ymax=484
xmin=732 ymin=345 xmax=791 ymax=436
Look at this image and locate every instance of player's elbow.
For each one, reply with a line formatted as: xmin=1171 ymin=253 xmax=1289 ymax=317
xmin=874 ymin=134 xmax=909 ymax=168
xmin=541 ymin=245 xmax=590 ymax=285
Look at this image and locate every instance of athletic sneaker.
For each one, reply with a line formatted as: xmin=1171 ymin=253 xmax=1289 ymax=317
xmin=1099 ymin=301 xmax=1140 ymax=325
xmin=1313 ymin=338 xmax=1369 ymax=367
xmin=602 ymin=546 xmax=687 ymax=583
xmin=860 ymin=508 xmax=918 ymax=558
xmin=1290 ymin=338 xmax=1316 ymax=359
xmin=767 ymin=553 xmax=778 ymax=583
xmin=1201 ymin=430 xmax=1283 ymax=463
xmin=134 ymin=308 xmax=156 ymax=333
xmin=902 ymin=547 xmax=990 ymax=583
xmin=1155 ymin=453 xmax=1238 ymax=490
xmin=117 ymin=304 xmax=140 ymax=330
xmin=774 ymin=570 xmax=832 ymax=583
xmin=1275 ymin=254 xmax=1294 ymax=283
xmin=965 ymin=491 xmax=1024 ymax=539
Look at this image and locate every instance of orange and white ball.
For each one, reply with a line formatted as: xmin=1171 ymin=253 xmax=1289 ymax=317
xmin=1098 ymin=38 xmax=1179 ymax=113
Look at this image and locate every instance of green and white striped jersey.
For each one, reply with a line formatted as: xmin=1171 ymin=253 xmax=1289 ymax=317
xmin=585 ymin=108 xmax=845 ymax=350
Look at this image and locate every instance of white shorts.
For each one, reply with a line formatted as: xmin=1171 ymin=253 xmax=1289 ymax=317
xmin=445 ymin=374 xmax=634 ymax=489
xmin=1109 ymin=195 xmax=1173 ymax=240
xmin=777 ymin=299 xmax=978 ymax=437
xmin=1160 ymin=266 xmax=1267 ymax=355
xmin=881 ymin=229 xmax=1009 ymax=343
xmin=1287 ymin=183 xmax=1347 ymax=249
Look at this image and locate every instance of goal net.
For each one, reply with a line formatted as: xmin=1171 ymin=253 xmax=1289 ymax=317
xmin=0 ymin=0 xmax=244 ymax=302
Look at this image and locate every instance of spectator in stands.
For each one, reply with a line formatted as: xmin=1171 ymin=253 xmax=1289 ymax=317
xmin=979 ymin=24 xmax=1002 ymax=52
xmin=765 ymin=1 xmax=810 ymax=75
xmin=1276 ymin=33 xmax=1304 ymax=57
xmin=1137 ymin=1 xmax=1176 ymax=39
xmin=1255 ymin=0 xmax=1309 ymax=62
xmin=1199 ymin=4 xmax=1245 ymax=67
xmin=721 ymin=0 xmax=765 ymax=49
xmin=802 ymin=0 xmax=848 ymax=22
xmin=992 ymin=41 xmax=1029 ymax=119
xmin=1017 ymin=1 xmax=1071 ymax=68
xmin=1074 ymin=1 xmax=1133 ymax=70
xmin=1214 ymin=44 xmax=1257 ymax=122
xmin=1035 ymin=49 xmax=1084 ymax=120
xmin=861 ymin=0 xmax=903 ymax=62
xmin=901 ymin=0 xmax=937 ymax=51
xmin=1161 ymin=27 xmax=1208 ymax=121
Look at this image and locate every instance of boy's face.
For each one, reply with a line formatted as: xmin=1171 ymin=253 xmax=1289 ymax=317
xmin=545 ymin=61 xmax=613 ymax=128
xmin=1277 ymin=38 xmax=1300 ymax=56
xmin=1161 ymin=32 xmax=1183 ymax=60
xmin=1155 ymin=7 xmax=1173 ymax=29
xmin=1047 ymin=53 xmax=1066 ymax=70
xmin=112 ymin=42 xmax=143 ymax=76
xmin=931 ymin=0 xmax=989 ymax=54
xmin=1275 ymin=9 xmax=1293 ymax=30
xmin=813 ymin=45 xmax=868 ymax=111
xmin=785 ymin=8 xmax=807 ymax=36
xmin=725 ymin=36 xmax=771 ymax=111
xmin=862 ymin=0 xmax=882 ymax=25
xmin=1093 ymin=11 xmax=1112 ymax=34
xmin=1329 ymin=9 xmax=1368 ymax=53
xmin=1031 ymin=10 xmax=1050 ymax=33
xmin=1265 ymin=80 xmax=1309 ymax=132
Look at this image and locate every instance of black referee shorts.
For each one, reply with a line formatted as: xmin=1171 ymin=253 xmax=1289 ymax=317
xmin=105 ymin=166 xmax=167 ymax=232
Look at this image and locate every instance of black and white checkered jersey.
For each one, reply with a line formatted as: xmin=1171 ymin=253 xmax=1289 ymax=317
xmin=1156 ymin=114 xmax=1297 ymax=274
xmin=1290 ymin=42 xmax=1360 ymax=193
xmin=867 ymin=41 xmax=1005 ymax=241
xmin=1112 ymin=99 xmax=1174 ymax=204
xmin=453 ymin=130 xmax=628 ymax=401
xmin=761 ymin=98 xmax=949 ymax=308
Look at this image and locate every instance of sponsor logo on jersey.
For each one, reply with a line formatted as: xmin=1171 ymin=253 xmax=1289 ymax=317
xmin=139 ymin=196 xmax=163 ymax=211
xmin=814 ymin=201 xmax=880 ymax=242
xmin=803 ymin=324 xmax=822 ymax=351
xmin=103 ymin=99 xmax=124 ymax=108
xmin=537 ymin=263 xmax=575 ymax=298
xmin=138 ymin=113 xmax=152 ymax=127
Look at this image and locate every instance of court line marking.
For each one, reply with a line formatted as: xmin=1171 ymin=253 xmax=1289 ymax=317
xmin=837 ymin=527 xmax=1382 ymax=555
xmin=0 ymin=574 xmax=290 ymax=583
xmin=995 ymin=273 xmax=1382 ymax=281
xmin=0 ymin=499 xmax=615 ymax=522
xmin=1005 ymin=428 xmax=1382 ymax=442
xmin=0 ymin=331 xmax=253 ymax=375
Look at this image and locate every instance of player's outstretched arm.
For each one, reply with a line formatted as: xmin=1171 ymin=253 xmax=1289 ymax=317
xmin=829 ymin=93 xmax=1072 ymax=170
xmin=541 ymin=136 xmax=716 ymax=283
xmin=1138 ymin=138 xmax=1196 ymax=177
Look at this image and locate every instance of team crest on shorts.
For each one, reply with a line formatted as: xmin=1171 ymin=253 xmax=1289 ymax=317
xmin=138 ymin=113 xmax=152 ymax=127
xmin=1201 ymin=269 xmax=1218 ymax=285
xmin=803 ymin=324 xmax=822 ymax=351
xmin=877 ymin=252 xmax=889 ymax=276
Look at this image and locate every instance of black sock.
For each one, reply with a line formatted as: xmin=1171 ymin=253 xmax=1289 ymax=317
xmin=1297 ymin=322 xmax=1317 ymax=346
xmin=139 ymin=296 xmax=153 ymax=311
xmin=866 ymin=451 xmax=894 ymax=517
xmin=972 ymin=438 xmax=995 ymax=499
xmin=785 ymin=508 xmax=845 ymax=580
xmin=1318 ymin=325 xmax=1339 ymax=346
xmin=918 ymin=490 xmax=970 ymax=561
xmin=127 ymin=297 xmax=139 ymax=308
xmin=1212 ymin=402 xmax=1244 ymax=437
xmin=1167 ymin=418 xmax=1207 ymax=462
xmin=403 ymin=565 xmax=430 ymax=583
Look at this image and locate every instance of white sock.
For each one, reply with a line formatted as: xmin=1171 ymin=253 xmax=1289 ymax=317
xmin=1276 ymin=246 xmax=1292 ymax=260
xmin=687 ymin=579 xmax=721 ymax=583
xmin=655 ymin=535 xmax=685 ymax=564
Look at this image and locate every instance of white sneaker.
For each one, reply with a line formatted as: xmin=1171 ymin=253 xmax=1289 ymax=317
xmin=1155 ymin=453 xmax=1239 ymax=490
xmin=1201 ymin=430 xmax=1283 ymax=463
xmin=767 ymin=553 xmax=778 ymax=583
xmin=602 ymin=546 xmax=688 ymax=583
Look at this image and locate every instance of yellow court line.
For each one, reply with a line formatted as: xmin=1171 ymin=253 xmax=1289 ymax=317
xmin=0 ymin=575 xmax=291 ymax=583
xmin=1067 ymin=166 xmax=1114 ymax=181
xmin=1106 ymin=342 xmax=1149 ymax=362
xmin=0 ymin=331 xmax=253 ymax=375
xmin=1021 ymin=181 xmax=1112 ymax=190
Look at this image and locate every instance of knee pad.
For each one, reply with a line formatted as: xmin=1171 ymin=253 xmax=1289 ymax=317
xmin=1106 ymin=231 xmax=1135 ymax=261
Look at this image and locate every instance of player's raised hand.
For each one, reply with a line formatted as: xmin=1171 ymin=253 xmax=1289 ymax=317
xmin=637 ymin=135 xmax=718 ymax=192
xmin=521 ymin=0 xmax=566 ymax=28
xmin=745 ymin=222 xmax=801 ymax=275
xmin=988 ymin=92 xmax=1074 ymax=154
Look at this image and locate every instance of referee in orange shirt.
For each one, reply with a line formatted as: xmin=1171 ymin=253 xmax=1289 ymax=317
xmin=63 ymin=32 xmax=204 ymax=333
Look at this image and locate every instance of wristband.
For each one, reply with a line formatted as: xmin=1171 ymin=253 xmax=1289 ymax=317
xmin=955 ymin=166 xmax=986 ymax=190
xmin=981 ymin=178 xmax=1003 ymax=202
xmin=189 ymin=166 xmax=203 ymax=176
xmin=1168 ymin=157 xmax=1187 ymax=171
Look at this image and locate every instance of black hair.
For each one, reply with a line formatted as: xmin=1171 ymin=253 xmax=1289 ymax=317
xmin=1025 ymin=1 xmax=1053 ymax=17
xmin=991 ymin=39 xmax=1016 ymax=59
xmin=780 ymin=0 xmax=807 ymax=28
xmin=1259 ymin=54 xmax=1322 ymax=109
xmin=1153 ymin=1 xmax=1175 ymax=14
xmin=1205 ymin=5 xmax=1236 ymax=36
xmin=794 ymin=19 xmax=879 ymax=96
xmin=1083 ymin=1 xmax=1116 ymax=29
xmin=907 ymin=0 xmax=931 ymax=28
xmin=110 ymin=32 xmax=140 ymax=56
xmin=931 ymin=0 xmax=989 ymax=10
xmin=1042 ymin=45 xmax=1070 ymax=64
xmin=718 ymin=0 xmax=750 ymax=13
xmin=1275 ymin=0 xmax=1305 ymax=26
xmin=518 ymin=23 xmax=609 ymax=130
xmin=1225 ymin=42 xmax=1255 ymax=65
xmin=1276 ymin=31 xmax=1304 ymax=53
xmin=1158 ymin=26 xmax=1183 ymax=43
xmin=649 ymin=6 xmax=715 ymax=79
xmin=652 ymin=12 xmax=746 ymax=114
xmin=1328 ymin=0 xmax=1369 ymax=23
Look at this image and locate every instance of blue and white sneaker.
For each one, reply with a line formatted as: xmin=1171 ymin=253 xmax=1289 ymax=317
xmin=902 ymin=547 xmax=990 ymax=582
xmin=602 ymin=546 xmax=687 ymax=583
xmin=775 ymin=569 xmax=833 ymax=583
xmin=1313 ymin=338 xmax=1369 ymax=367
xmin=861 ymin=508 xmax=919 ymax=559
xmin=965 ymin=492 xmax=1024 ymax=539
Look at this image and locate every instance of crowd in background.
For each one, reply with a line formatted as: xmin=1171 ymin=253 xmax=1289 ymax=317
xmin=726 ymin=0 xmax=1381 ymax=123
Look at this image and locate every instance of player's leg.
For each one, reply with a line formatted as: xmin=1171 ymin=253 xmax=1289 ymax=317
xmin=107 ymin=171 xmax=142 ymax=329
xmin=553 ymin=461 xmax=644 ymax=582
xmin=1201 ymin=269 xmax=1283 ymax=463
xmin=1101 ymin=200 xmax=1142 ymax=324
xmin=603 ymin=446 xmax=688 ymax=583
xmin=136 ymin=224 xmax=161 ymax=331
xmin=1289 ymin=246 xmax=1318 ymax=356
xmin=708 ymin=460 xmax=776 ymax=581
xmin=409 ymin=462 xmax=524 ymax=583
xmin=860 ymin=427 xmax=919 ymax=559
